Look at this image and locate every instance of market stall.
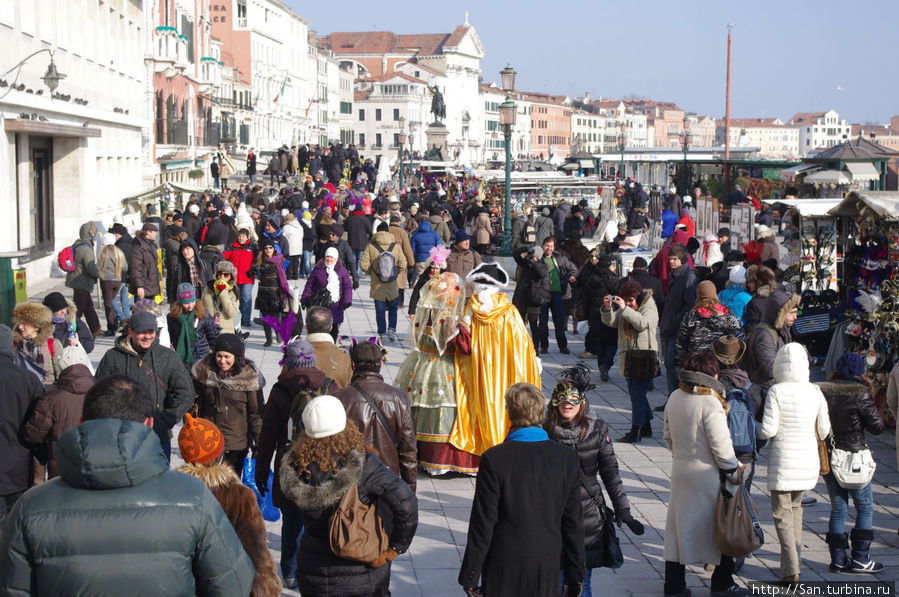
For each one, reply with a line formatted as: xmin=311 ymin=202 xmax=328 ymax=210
xmin=823 ymin=191 xmax=899 ymax=429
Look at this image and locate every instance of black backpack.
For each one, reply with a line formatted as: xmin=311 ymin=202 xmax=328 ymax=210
xmin=373 ymin=242 xmax=398 ymax=283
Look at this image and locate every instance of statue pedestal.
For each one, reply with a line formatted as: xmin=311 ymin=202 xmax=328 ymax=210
xmin=426 ymin=122 xmax=449 ymax=160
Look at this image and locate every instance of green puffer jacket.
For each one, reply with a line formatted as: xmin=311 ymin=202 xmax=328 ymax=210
xmin=0 ymin=418 xmax=255 ymax=597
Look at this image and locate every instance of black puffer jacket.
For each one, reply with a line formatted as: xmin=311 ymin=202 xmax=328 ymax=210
xmin=279 ymin=449 xmax=418 ymax=597
xmin=816 ymin=378 xmax=884 ymax=452
xmin=512 ymin=249 xmax=550 ymax=308
xmin=549 ymin=413 xmax=631 ymax=568
xmin=581 ymin=264 xmax=620 ymax=341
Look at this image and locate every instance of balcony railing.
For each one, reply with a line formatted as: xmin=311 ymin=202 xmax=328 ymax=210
xmin=237 ymin=17 xmax=247 ymax=28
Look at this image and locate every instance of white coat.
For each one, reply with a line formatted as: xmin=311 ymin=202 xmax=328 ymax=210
xmin=282 ymin=219 xmax=304 ymax=258
xmin=757 ymin=342 xmax=831 ymax=492
xmin=663 ymin=377 xmax=739 ymax=565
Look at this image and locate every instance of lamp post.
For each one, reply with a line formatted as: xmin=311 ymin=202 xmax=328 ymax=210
xmin=499 ymin=63 xmax=517 ymax=256
xmin=680 ymin=116 xmax=693 ymax=195
xmin=1 ymin=49 xmax=66 ymax=100
xmin=408 ymin=122 xmax=416 ymax=187
xmin=397 ymin=116 xmax=407 ymax=191
xmin=616 ymin=121 xmax=626 ymax=181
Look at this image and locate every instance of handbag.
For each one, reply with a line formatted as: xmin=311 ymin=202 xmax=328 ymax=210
xmin=578 ymin=471 xmax=623 ymax=569
xmin=828 ymin=438 xmax=876 ymax=489
xmin=622 ymin=349 xmax=657 ymax=380
xmin=715 ymin=469 xmax=764 ymax=558
xmin=815 ymin=418 xmax=830 ymax=475
xmin=304 ymin=285 xmax=333 ymax=308
xmin=328 ymin=483 xmax=390 ymax=564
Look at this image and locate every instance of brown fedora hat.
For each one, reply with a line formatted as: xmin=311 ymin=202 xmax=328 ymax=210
xmin=712 ymin=335 xmax=746 ymax=365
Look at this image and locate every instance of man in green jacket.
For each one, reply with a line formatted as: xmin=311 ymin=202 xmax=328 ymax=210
xmin=95 ymin=310 xmax=194 ymax=460
xmin=0 ymin=374 xmax=254 ymax=597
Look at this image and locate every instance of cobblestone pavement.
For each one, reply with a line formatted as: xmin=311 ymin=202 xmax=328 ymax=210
xmin=28 ymin=272 xmax=899 ymax=596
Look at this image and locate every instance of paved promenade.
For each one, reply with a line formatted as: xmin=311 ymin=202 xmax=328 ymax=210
xmin=27 ymin=273 xmax=899 ymax=596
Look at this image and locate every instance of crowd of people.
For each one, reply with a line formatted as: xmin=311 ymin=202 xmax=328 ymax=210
xmin=0 ymin=153 xmax=895 ymax=597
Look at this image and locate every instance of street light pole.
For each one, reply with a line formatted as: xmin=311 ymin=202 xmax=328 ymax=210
xmin=397 ymin=116 xmax=407 ymax=191
xmin=680 ymin=116 xmax=693 ymax=195
xmin=617 ymin=121 xmax=626 ymax=182
xmin=499 ymin=64 xmax=517 ymax=256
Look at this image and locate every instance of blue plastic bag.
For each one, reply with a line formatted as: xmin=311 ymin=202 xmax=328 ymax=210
xmin=242 ymin=457 xmax=281 ymax=523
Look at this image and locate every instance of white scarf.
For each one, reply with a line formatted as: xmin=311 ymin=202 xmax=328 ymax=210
xmin=325 ymin=264 xmax=341 ymax=304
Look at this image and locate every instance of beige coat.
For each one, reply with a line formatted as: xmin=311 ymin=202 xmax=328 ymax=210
xmin=887 ymin=361 xmax=899 ymax=470
xmin=475 ymin=212 xmax=492 ymax=245
xmin=359 ymin=230 xmax=408 ymax=301
xmin=663 ymin=381 xmax=739 ymax=565
xmin=307 ymin=333 xmax=352 ymax=389
xmin=601 ymin=290 xmax=658 ymax=378
xmin=202 ymin=286 xmax=239 ymax=334
xmin=388 ymin=224 xmax=414 ymax=290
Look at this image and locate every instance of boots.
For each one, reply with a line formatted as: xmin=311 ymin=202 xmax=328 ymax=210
xmin=641 ymin=421 xmax=652 ymax=438
xmin=826 ymin=532 xmax=850 ymax=572
xmin=616 ymin=426 xmax=641 ymax=443
xmin=849 ymin=528 xmax=884 ymax=573
xmin=263 ymin=325 xmax=273 ymax=347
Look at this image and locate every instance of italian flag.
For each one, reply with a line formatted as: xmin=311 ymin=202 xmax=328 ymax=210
xmin=273 ymin=77 xmax=287 ymax=103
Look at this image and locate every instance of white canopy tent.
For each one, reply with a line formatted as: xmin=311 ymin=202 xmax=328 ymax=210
xmin=827 ymin=191 xmax=899 ymax=220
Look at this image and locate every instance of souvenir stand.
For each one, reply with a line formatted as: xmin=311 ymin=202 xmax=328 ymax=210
xmin=825 ymin=191 xmax=899 ymax=429
xmin=772 ymin=199 xmax=844 ymax=358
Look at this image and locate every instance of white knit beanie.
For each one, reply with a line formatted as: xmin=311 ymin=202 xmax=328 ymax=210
xmin=729 ymin=265 xmax=747 ymax=285
xmin=302 ymin=395 xmax=347 ymax=439
xmin=101 ymin=233 xmax=116 ymax=246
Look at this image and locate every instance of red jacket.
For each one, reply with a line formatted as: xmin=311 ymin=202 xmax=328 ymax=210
xmin=223 ymin=239 xmax=257 ymax=285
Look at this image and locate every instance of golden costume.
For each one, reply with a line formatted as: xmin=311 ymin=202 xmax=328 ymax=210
xmin=450 ymin=265 xmax=541 ymax=456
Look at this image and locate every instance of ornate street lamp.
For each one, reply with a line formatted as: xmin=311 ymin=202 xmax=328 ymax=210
xmin=2 ymin=49 xmax=66 ymax=98
xmin=499 ymin=85 xmax=517 ymax=256
xmin=680 ymin=116 xmax=693 ymax=195
xmin=397 ymin=116 xmax=407 ymax=190
xmin=500 ymin=64 xmax=517 ymax=93
xmin=616 ymin=121 xmax=626 ymax=181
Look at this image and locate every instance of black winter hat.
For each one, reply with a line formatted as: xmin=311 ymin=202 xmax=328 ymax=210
xmin=42 ymin=292 xmax=68 ymax=312
xmin=214 ymin=333 xmax=245 ymax=359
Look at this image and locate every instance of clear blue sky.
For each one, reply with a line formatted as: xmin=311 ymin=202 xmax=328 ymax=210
xmin=286 ymin=0 xmax=897 ymax=124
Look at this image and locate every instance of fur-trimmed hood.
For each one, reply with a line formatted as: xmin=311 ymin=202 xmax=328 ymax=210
xmin=192 ymin=355 xmax=260 ymax=391
xmin=12 ymin=301 xmax=54 ymax=346
xmin=677 ymin=368 xmax=727 ymax=405
xmin=815 ymin=379 xmax=868 ymax=400
xmin=279 ymin=448 xmax=364 ymax=511
xmin=177 ymin=461 xmax=241 ymax=490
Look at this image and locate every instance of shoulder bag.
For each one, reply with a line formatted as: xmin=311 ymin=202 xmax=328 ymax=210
xmin=328 ymin=483 xmax=390 ymax=563
xmin=621 ymin=322 xmax=657 ymax=380
xmin=828 ymin=436 xmax=875 ymax=489
xmin=715 ymin=469 xmax=764 ymax=558
xmin=578 ymin=471 xmax=623 ymax=569
xmin=815 ymin=417 xmax=830 ymax=475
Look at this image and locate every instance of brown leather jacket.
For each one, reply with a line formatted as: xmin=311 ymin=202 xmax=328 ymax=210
xmin=333 ymin=370 xmax=417 ymax=492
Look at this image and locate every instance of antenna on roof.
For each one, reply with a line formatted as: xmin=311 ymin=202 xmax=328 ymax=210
xmin=464 ymin=10 xmax=469 ymax=26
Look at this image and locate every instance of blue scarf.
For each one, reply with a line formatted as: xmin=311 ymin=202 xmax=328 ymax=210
xmin=506 ymin=427 xmax=549 ymax=442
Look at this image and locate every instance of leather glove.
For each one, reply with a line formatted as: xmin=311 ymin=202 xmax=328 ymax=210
xmin=256 ymin=476 xmax=268 ymax=497
xmin=561 ymin=582 xmax=583 ymax=597
xmin=368 ymin=548 xmax=399 ymax=568
xmin=615 ymin=511 xmax=645 ymax=535
xmin=462 ymin=587 xmax=485 ymax=597
xmin=352 ymin=280 xmax=359 ymax=290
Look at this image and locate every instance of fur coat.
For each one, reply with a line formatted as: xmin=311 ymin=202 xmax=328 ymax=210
xmin=12 ymin=301 xmax=62 ymax=385
xmin=178 ymin=462 xmax=281 ymax=597
xmin=192 ymin=356 xmax=262 ymax=451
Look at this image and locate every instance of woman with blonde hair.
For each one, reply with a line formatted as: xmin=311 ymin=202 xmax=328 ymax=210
xmin=279 ymin=395 xmax=417 ymax=596
xmin=98 ymin=232 xmax=128 ymax=336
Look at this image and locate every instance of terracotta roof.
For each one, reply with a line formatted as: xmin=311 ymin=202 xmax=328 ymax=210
xmin=591 ymin=99 xmax=623 ymax=110
xmin=726 ymin=118 xmax=789 ymax=128
xmin=518 ymin=91 xmax=567 ymax=105
xmin=322 ymin=30 xmax=465 ymax=57
xmin=395 ymin=33 xmax=451 ymax=56
xmin=363 ymin=72 xmax=426 ymax=84
xmin=789 ymin=111 xmax=826 ymax=125
xmin=354 ymin=89 xmax=371 ymax=101
xmin=444 ymin=26 xmax=470 ymax=47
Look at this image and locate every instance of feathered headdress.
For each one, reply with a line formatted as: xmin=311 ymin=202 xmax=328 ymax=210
xmin=557 ymin=363 xmax=596 ymax=397
xmin=261 ymin=312 xmax=299 ymax=365
xmin=429 ymin=245 xmax=452 ymax=269
xmin=741 ymin=240 xmax=763 ymax=265
xmin=336 ymin=335 xmax=389 ymax=362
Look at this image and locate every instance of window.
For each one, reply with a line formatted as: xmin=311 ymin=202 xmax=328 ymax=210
xmin=359 ymin=109 xmax=365 ymax=121
xmin=340 ymin=101 xmax=352 ymax=114
xmin=359 ymin=133 xmax=366 ymax=146
xmin=393 ymin=108 xmax=400 ymax=121
xmin=375 ymin=109 xmax=381 ymax=121
xmin=393 ymin=133 xmax=399 ymax=147
xmin=375 ymin=133 xmax=382 ymax=147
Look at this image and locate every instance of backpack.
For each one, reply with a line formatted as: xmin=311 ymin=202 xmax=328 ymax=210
xmin=372 ymin=242 xmax=398 ymax=283
xmin=521 ymin=221 xmax=537 ymax=245
xmin=57 ymin=245 xmax=78 ymax=272
xmin=287 ymin=378 xmax=335 ymax=442
xmin=726 ymin=385 xmax=756 ymax=457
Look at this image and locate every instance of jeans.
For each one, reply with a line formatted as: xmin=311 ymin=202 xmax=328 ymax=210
xmin=249 ymin=174 xmax=256 ymax=183
xmin=538 ymin=290 xmax=567 ymax=351
xmin=159 ymin=438 xmax=172 ymax=462
xmin=301 ymin=251 xmax=314 ymax=277
xmin=374 ymin=298 xmax=398 ymax=335
xmin=663 ymin=337 xmax=678 ymax=397
xmin=771 ymin=490 xmax=804 ymax=578
xmin=824 ymin=473 xmax=873 ymax=534
xmin=558 ymin=568 xmax=592 ymax=597
xmin=238 ymin=283 xmax=254 ymax=323
xmin=213 ymin=176 xmax=220 ymax=189
xmin=627 ymin=377 xmax=652 ymax=427
xmin=114 ymin=284 xmax=132 ymax=320
xmin=353 ymin=248 xmax=364 ymax=277
xmin=664 ymin=556 xmax=734 ymax=594
xmin=281 ymin=508 xmax=304 ymax=580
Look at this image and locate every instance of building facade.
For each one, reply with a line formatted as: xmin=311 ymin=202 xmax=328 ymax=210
xmin=790 ymin=110 xmax=852 ymax=156
xmin=716 ymin=118 xmax=799 ymax=158
xmin=0 ymin=0 xmax=146 ymax=281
